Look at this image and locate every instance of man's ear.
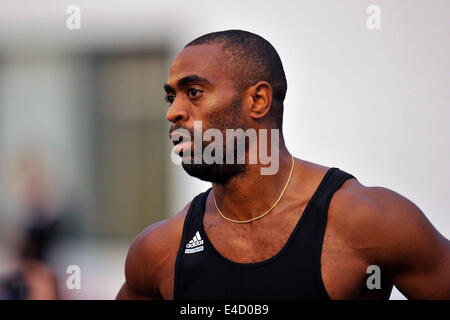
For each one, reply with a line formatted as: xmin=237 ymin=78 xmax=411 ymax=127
xmin=246 ymin=81 xmax=273 ymax=120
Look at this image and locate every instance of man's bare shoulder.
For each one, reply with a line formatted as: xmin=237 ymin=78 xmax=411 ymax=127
xmin=328 ymin=177 xmax=447 ymax=266
xmin=130 ymin=201 xmax=191 ymax=256
xmin=122 ymin=201 xmax=192 ymax=298
xmin=328 ymin=178 xmax=419 ymax=242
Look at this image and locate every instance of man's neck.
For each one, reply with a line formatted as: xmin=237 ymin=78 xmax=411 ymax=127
xmin=211 ymin=147 xmax=293 ymax=222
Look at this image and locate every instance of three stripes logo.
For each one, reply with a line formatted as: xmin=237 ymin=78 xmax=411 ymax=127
xmin=185 ymin=231 xmax=204 ymax=254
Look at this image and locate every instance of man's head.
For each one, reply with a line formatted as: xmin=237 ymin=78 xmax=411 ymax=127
xmin=164 ymin=30 xmax=287 ymax=184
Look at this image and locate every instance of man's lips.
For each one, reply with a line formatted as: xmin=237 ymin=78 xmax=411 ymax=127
xmin=172 ymin=141 xmax=192 ymax=154
xmin=169 ymin=129 xmax=193 ymax=153
xmin=169 ymin=131 xmax=191 ymax=143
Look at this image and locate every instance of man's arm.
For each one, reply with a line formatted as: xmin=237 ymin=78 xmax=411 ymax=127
xmin=369 ymin=187 xmax=450 ymax=299
xmin=116 ymin=220 xmax=167 ymax=300
xmin=333 ymin=182 xmax=450 ymax=299
xmin=116 ymin=282 xmax=153 ymax=300
xmin=116 ymin=202 xmax=191 ymax=300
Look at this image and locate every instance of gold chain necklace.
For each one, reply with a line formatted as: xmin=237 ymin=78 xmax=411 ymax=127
xmin=213 ymin=154 xmax=294 ymax=224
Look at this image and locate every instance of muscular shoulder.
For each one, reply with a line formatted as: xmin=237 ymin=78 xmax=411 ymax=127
xmin=123 ymin=201 xmax=192 ymax=298
xmin=328 ymin=178 xmax=419 ymax=234
xmin=327 ymin=178 xmax=446 ymax=267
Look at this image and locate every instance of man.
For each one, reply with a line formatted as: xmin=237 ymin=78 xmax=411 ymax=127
xmin=117 ymin=30 xmax=450 ymax=300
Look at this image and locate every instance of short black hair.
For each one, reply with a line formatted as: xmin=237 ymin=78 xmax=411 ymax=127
xmin=185 ymin=30 xmax=287 ymax=128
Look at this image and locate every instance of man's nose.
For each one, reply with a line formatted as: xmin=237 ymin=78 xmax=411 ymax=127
xmin=166 ymin=98 xmax=189 ymax=124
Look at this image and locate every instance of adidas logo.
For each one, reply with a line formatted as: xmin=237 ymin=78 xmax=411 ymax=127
xmin=185 ymin=231 xmax=204 ymax=254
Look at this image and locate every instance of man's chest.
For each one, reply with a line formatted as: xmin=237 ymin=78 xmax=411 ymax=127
xmin=159 ymin=212 xmax=391 ymax=299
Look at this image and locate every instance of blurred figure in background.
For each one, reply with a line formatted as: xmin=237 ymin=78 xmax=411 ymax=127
xmin=0 ymin=147 xmax=67 ymax=299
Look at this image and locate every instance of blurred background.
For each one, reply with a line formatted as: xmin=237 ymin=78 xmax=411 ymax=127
xmin=0 ymin=0 xmax=448 ymax=299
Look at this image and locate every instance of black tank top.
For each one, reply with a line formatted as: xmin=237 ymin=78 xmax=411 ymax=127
xmin=174 ymin=167 xmax=356 ymax=300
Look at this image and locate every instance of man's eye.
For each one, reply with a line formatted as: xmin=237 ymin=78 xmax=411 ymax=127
xmin=165 ymin=95 xmax=175 ymax=104
xmin=187 ymin=88 xmax=200 ymax=98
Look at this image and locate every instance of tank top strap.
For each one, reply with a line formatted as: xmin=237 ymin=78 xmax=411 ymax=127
xmin=309 ymin=167 xmax=356 ymax=218
xmin=173 ymin=189 xmax=211 ymax=299
xmin=186 ymin=187 xmax=211 ymax=227
xmin=178 ymin=188 xmax=211 ymax=252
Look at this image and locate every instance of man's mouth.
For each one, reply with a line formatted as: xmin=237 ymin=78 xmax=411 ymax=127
xmin=169 ymin=129 xmax=193 ymax=155
xmin=169 ymin=130 xmax=190 ymax=142
xmin=173 ymin=141 xmax=192 ymax=155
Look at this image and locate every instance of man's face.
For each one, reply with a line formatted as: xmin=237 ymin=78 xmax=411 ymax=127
xmin=164 ymin=44 xmax=248 ymax=184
